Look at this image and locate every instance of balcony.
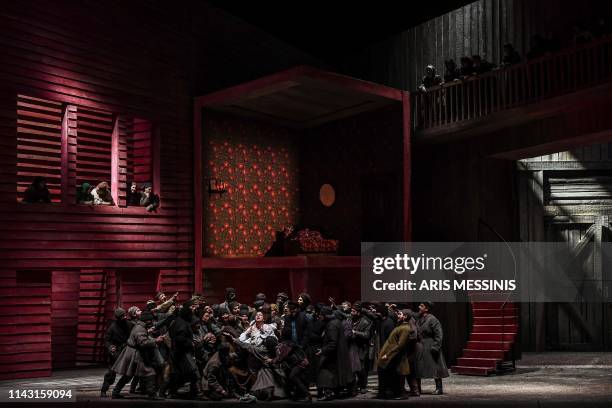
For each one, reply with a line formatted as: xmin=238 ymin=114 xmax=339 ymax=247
xmin=413 ymin=36 xmax=612 ymax=141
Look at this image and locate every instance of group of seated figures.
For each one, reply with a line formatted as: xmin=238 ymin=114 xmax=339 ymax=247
xmin=23 ymin=177 xmax=160 ymax=211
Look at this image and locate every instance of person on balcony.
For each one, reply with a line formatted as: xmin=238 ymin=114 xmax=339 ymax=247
xmin=573 ymin=23 xmax=594 ymax=45
xmin=472 ymin=55 xmax=494 ymax=74
xmin=414 ymin=301 xmax=449 ymax=395
xmin=23 ymin=176 xmax=51 ymax=203
xmin=443 ymin=59 xmax=460 ymax=82
xmin=418 ymin=65 xmax=442 ymax=92
xmin=501 ymin=43 xmax=521 ymax=66
xmin=459 ymin=57 xmax=474 ymax=77
xmin=92 ymin=181 xmax=114 ymax=205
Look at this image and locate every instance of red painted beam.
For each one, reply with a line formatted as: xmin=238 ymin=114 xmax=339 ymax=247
xmin=402 ymin=91 xmax=412 ymax=241
xmin=195 ymin=65 xmax=403 ymax=108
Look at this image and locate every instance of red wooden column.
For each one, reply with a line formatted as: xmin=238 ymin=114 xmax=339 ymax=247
xmin=402 ymin=91 xmax=412 ymax=241
xmin=153 ymin=125 xmax=161 ymax=206
xmin=193 ymin=100 xmax=203 ymax=292
xmin=111 ymin=115 xmax=120 ymax=205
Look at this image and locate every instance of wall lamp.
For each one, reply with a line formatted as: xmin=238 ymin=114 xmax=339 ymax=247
xmin=207 ymin=178 xmax=228 ymax=198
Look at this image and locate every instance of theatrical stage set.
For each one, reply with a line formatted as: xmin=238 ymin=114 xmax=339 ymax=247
xmin=0 ymin=0 xmax=611 ymax=406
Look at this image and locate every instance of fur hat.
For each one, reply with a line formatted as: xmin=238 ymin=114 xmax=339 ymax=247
xmin=127 ymin=306 xmax=139 ymax=317
xmin=114 ymin=307 xmax=126 ymax=320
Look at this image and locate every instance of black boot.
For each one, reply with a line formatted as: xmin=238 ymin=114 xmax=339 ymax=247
xmin=318 ymin=389 xmax=334 ymax=401
xmin=432 ymin=378 xmax=443 ymax=395
xmin=112 ymin=375 xmax=132 ymax=399
xmin=408 ymin=376 xmax=420 ymax=397
xmin=129 ymin=377 xmax=139 ymax=394
xmin=416 ymin=378 xmax=422 ymax=394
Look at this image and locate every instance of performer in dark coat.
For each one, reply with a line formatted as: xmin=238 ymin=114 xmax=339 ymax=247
xmin=111 ymin=311 xmax=162 ymax=399
xmin=23 ymin=176 xmax=51 ymax=203
xmin=349 ymin=301 xmax=373 ymax=394
xmin=166 ymin=300 xmax=201 ymax=398
xmin=281 ymin=301 xmax=307 ymax=347
xmin=414 ymin=301 xmax=449 ymax=395
xmin=375 ymin=304 xmax=397 ymax=397
xmin=100 ymin=308 xmax=132 ymax=397
xmin=269 ymin=339 xmax=310 ymax=402
xmin=303 ymin=306 xmax=325 ymax=387
xmin=377 ymin=309 xmax=416 ymax=399
xmin=201 ymin=344 xmax=233 ymax=400
xmin=316 ymin=306 xmax=353 ymax=401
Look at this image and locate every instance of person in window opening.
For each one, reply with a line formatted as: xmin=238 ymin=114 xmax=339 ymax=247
xmin=140 ymin=182 xmax=160 ymax=212
xmin=76 ymin=182 xmax=93 ymax=204
xmin=92 ymin=181 xmax=114 ymax=205
xmin=23 ymin=176 xmax=51 ymax=203
xmin=126 ymin=181 xmax=142 ymax=206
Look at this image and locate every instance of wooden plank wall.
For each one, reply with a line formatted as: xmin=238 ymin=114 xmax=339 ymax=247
xmin=342 ymin=0 xmax=605 ymax=91
xmin=0 ymin=0 xmax=321 ymax=379
xmin=51 ymin=271 xmax=79 ymax=369
xmin=0 ymin=1 xmax=190 ymax=379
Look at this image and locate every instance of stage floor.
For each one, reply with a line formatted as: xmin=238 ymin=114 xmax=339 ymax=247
xmin=0 ymin=352 xmax=611 ymax=407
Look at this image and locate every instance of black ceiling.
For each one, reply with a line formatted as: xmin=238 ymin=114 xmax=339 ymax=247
xmin=206 ymin=1 xmax=476 ymax=64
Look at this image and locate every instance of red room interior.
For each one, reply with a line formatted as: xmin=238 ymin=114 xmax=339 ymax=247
xmin=194 ymin=66 xmax=411 ymax=304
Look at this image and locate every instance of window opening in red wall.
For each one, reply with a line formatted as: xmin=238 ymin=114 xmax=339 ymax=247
xmin=16 ymin=95 xmax=63 ymax=203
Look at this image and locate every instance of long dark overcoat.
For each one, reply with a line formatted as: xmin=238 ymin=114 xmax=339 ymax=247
xmin=414 ymin=313 xmax=449 ymax=379
xmin=316 ymin=316 xmax=353 ymax=389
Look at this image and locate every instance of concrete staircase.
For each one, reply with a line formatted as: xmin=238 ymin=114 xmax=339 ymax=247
xmin=451 ymin=301 xmax=518 ymax=376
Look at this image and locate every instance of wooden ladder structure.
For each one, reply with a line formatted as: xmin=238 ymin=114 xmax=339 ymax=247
xmin=76 ymin=269 xmax=107 ymax=364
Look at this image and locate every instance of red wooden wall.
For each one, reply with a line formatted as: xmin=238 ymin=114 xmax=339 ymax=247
xmin=0 ymin=0 xmax=322 ymax=379
xmin=0 ymin=1 xmax=194 ymax=380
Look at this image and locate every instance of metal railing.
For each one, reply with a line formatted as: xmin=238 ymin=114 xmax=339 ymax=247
xmin=413 ymin=35 xmax=612 ymax=130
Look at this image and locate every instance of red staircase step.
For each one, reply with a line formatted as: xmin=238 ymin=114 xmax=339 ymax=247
xmin=469 ymin=332 xmax=516 ymax=342
xmin=473 ymin=308 xmax=516 ymax=317
xmin=456 ymin=357 xmax=498 ymax=368
xmin=451 ymin=366 xmax=493 ymax=375
xmin=473 ymin=316 xmax=517 ymax=325
xmin=472 ymin=324 xmax=518 ymax=333
xmin=454 ymin=300 xmax=518 ymax=376
xmin=462 ymin=349 xmax=506 ymax=359
xmin=467 ymin=340 xmax=513 ymax=350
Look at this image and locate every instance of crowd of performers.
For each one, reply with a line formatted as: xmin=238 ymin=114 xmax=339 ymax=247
xmin=101 ymin=289 xmax=449 ymax=402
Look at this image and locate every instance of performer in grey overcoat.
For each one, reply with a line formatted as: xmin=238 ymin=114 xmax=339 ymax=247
xmin=414 ymin=301 xmax=449 ymax=395
xmin=111 ymin=311 xmax=162 ymax=399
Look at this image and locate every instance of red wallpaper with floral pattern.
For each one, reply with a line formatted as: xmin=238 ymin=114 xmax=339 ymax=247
xmin=203 ymin=113 xmax=299 ymax=257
